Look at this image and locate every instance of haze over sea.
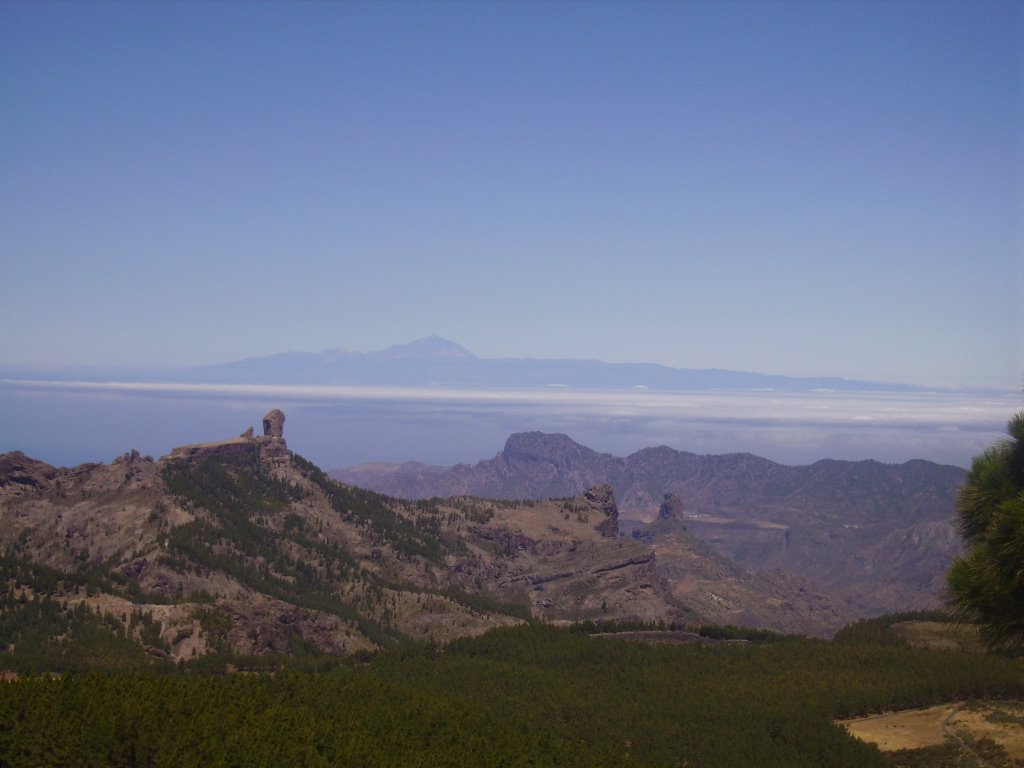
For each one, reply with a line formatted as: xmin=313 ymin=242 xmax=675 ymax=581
xmin=2 ymin=374 xmax=1017 ymax=472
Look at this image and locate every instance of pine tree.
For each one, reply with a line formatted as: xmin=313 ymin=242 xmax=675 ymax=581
xmin=947 ymin=411 xmax=1024 ymax=648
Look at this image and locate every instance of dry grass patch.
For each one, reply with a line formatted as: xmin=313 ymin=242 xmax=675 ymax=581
xmin=840 ymin=703 xmax=955 ymax=751
xmin=841 ymin=700 xmax=1024 ymax=766
xmin=953 ymin=700 xmax=1024 ymax=761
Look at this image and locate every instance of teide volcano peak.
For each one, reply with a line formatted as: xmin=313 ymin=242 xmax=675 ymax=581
xmin=156 ymin=336 xmax=942 ymax=392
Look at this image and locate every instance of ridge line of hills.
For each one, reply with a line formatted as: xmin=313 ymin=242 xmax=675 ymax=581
xmin=0 ymin=409 xmax=853 ymax=672
xmin=0 ymin=411 xmax=966 ymax=672
xmin=332 ymin=430 xmax=966 ymax=618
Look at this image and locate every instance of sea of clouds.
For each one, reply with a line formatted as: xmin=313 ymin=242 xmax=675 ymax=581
xmin=1 ymin=379 xmax=1020 ymax=471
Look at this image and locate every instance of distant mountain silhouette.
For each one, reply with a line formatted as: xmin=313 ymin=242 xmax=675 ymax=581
xmin=153 ymin=337 xmax=930 ymax=391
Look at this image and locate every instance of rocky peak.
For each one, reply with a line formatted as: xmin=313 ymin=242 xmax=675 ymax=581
xmin=263 ymin=409 xmax=285 ymax=438
xmin=585 ymin=483 xmax=619 ymax=538
xmin=500 ymin=432 xmax=613 ymax=480
xmin=0 ymin=451 xmax=59 ymax=495
xmin=658 ymin=493 xmax=685 ymax=521
xmin=113 ymin=449 xmax=151 ymax=465
xmin=503 ymin=432 xmax=581 ymax=461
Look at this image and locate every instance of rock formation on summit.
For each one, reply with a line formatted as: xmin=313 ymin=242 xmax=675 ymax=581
xmin=169 ymin=410 xmax=288 ymax=463
xmin=258 ymin=409 xmax=289 ymax=462
xmin=658 ymin=493 xmax=685 ymax=522
xmin=263 ymin=409 xmax=285 ymax=438
xmin=585 ymin=484 xmax=619 ymax=538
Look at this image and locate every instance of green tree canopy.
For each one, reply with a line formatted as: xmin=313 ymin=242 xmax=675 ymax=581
xmin=947 ymin=411 xmax=1024 ymax=648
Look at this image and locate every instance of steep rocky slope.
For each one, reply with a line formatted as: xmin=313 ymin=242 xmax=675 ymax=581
xmin=632 ymin=494 xmax=847 ymax=634
xmin=332 ymin=432 xmax=966 ymax=614
xmin=0 ymin=415 xmax=859 ymax=668
xmin=0 ymin=416 xmax=681 ymax=665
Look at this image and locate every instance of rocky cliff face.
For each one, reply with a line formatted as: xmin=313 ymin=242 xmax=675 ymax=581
xmin=331 ymin=432 xmax=966 ymax=616
xmin=633 ymin=511 xmax=848 ymax=636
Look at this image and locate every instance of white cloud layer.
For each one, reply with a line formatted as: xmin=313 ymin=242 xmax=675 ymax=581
xmin=4 ymin=379 xmax=1016 ymax=428
xmin=2 ymin=379 xmax=1020 ymax=471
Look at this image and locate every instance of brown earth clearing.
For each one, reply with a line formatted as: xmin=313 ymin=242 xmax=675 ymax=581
xmin=841 ymin=700 xmax=1024 ymax=767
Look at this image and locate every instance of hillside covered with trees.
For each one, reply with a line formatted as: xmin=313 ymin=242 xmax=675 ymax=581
xmin=2 ymin=622 xmax=1023 ymax=767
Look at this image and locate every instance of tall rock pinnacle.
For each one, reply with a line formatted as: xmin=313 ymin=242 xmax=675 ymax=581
xmin=585 ymin=484 xmax=619 ymax=538
xmin=658 ymin=493 xmax=685 ymax=521
xmin=263 ymin=409 xmax=285 ymax=438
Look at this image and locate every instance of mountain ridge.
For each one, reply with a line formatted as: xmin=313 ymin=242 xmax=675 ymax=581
xmin=0 ymin=411 xmax=859 ymax=671
xmin=331 ymin=432 xmax=966 ymax=616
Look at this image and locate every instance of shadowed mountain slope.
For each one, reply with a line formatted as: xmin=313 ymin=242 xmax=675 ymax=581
xmin=332 ymin=433 xmax=966 ymax=615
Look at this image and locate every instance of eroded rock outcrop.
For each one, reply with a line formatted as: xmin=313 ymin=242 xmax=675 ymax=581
xmin=263 ymin=409 xmax=285 ymax=438
xmin=170 ymin=410 xmax=289 ymax=463
xmin=585 ymin=483 xmax=619 ymax=538
xmin=258 ymin=409 xmax=289 ymax=462
xmin=658 ymin=493 xmax=685 ymax=522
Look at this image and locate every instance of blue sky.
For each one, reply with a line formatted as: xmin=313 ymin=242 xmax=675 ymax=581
xmin=2 ymin=1 xmax=1021 ymax=389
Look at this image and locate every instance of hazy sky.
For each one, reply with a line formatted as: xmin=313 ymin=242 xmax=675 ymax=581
xmin=2 ymin=1 xmax=1021 ymax=389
